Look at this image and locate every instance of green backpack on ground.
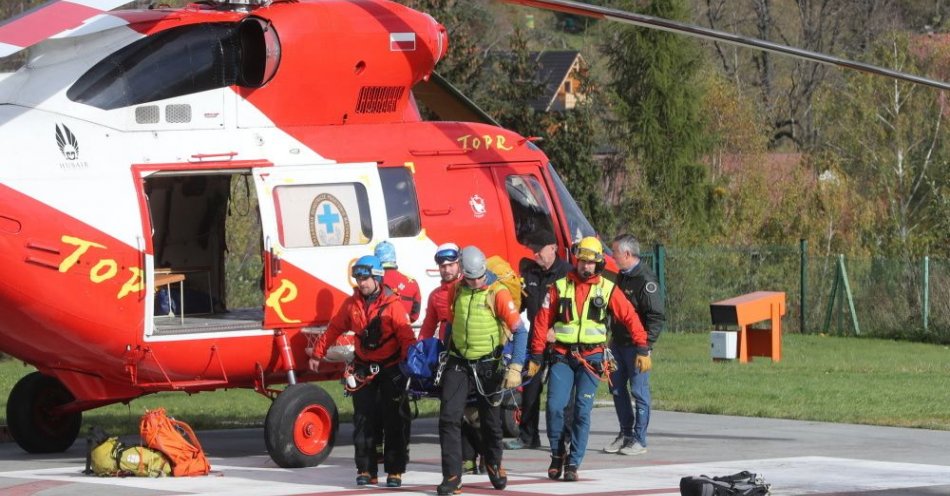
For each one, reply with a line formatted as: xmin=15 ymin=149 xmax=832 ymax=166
xmin=89 ymin=436 xmax=172 ymax=477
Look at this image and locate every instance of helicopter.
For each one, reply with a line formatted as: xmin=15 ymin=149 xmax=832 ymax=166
xmin=0 ymin=0 xmax=946 ymax=469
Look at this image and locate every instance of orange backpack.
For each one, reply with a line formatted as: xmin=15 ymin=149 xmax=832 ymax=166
xmin=139 ymin=408 xmax=211 ymax=477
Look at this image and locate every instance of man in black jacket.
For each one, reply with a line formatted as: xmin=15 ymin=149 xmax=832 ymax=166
xmin=504 ymin=231 xmax=572 ymax=451
xmin=604 ymin=234 xmax=666 ymax=456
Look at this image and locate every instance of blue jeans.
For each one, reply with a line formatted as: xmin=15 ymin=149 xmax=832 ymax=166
xmin=545 ymin=352 xmax=601 ymax=467
xmin=609 ymin=344 xmax=651 ymax=446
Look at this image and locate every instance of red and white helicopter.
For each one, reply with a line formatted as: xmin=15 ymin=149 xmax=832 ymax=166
xmin=0 ymin=0 xmax=946 ymax=468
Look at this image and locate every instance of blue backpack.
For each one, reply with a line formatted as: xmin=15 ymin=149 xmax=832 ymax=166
xmin=400 ymin=337 xmax=445 ymax=396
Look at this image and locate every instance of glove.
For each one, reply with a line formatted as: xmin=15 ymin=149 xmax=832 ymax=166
xmin=503 ymin=363 xmax=523 ymax=389
xmin=308 ymin=358 xmax=321 ymax=373
xmin=635 ymin=353 xmax=652 ymax=373
xmin=526 ymin=357 xmax=542 ymax=378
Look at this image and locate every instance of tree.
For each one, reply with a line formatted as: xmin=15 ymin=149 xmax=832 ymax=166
xmin=700 ymin=0 xmax=904 ymax=150
xmin=602 ymin=0 xmax=714 ymax=243
xmin=818 ymin=33 xmax=950 ymax=258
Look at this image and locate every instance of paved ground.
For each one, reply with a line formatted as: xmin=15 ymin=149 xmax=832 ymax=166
xmin=1 ymin=407 xmax=950 ymax=495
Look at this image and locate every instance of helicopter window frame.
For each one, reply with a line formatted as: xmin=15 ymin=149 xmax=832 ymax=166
xmin=378 ymin=167 xmax=422 ymax=238
xmin=272 ymin=182 xmax=373 ymax=248
xmin=548 ymin=164 xmax=597 ymax=243
xmin=503 ymin=174 xmax=558 ymax=252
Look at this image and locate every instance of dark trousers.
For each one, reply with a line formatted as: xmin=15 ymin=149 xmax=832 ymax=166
xmin=438 ymin=355 xmax=503 ymax=478
xmin=518 ymin=361 xmax=574 ymax=451
xmin=351 ymin=364 xmax=410 ymax=475
xmin=461 ymin=412 xmax=484 ymax=463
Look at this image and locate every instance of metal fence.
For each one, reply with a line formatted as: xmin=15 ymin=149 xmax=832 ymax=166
xmin=648 ymin=242 xmax=950 ymax=343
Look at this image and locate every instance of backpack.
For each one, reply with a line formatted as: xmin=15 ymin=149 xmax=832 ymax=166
xmin=486 ymin=255 xmax=522 ymax=311
xmin=140 ymin=408 xmax=211 ymax=477
xmin=400 ymin=336 xmax=445 ymax=395
xmin=680 ymin=471 xmax=771 ymax=496
xmin=88 ymin=436 xmax=171 ymax=477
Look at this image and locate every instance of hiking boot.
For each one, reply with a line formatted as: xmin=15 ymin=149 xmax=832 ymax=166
xmin=503 ymin=438 xmax=526 ymax=450
xmin=436 ymin=475 xmax=462 ymax=495
xmin=547 ymin=453 xmax=564 ymax=480
xmin=355 ymin=472 xmax=378 ymax=486
xmin=386 ymin=473 xmax=402 ymax=487
xmin=619 ymin=439 xmax=647 ymax=456
xmin=562 ymin=464 xmax=578 ymax=482
xmin=603 ymin=433 xmax=626 ymax=453
xmin=486 ymin=464 xmax=508 ymax=490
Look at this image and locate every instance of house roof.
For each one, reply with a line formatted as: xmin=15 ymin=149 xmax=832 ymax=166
xmin=529 ymin=50 xmax=584 ymax=111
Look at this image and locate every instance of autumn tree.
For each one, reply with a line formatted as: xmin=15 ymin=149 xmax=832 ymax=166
xmin=817 ymin=33 xmax=950 ymax=258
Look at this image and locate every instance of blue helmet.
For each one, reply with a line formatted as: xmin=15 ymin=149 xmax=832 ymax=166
xmin=374 ymin=241 xmax=397 ymax=268
xmin=352 ymin=255 xmax=384 ymax=281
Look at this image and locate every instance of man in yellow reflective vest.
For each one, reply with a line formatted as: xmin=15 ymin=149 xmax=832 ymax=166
xmin=436 ymin=246 xmax=527 ymax=495
xmin=527 ymin=236 xmax=648 ymax=482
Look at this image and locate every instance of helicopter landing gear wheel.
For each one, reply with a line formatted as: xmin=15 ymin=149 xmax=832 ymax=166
xmin=264 ymin=383 xmax=338 ymax=468
xmin=501 ymin=389 xmax=521 ymax=438
xmin=6 ymin=372 xmax=82 ymax=453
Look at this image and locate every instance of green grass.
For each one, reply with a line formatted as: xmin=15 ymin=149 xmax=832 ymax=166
xmin=649 ymin=333 xmax=950 ymax=429
xmin=1 ymin=333 xmax=948 ymax=437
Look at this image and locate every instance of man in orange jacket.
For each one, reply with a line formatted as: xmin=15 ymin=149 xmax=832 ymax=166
xmin=418 ymin=242 xmax=462 ymax=341
xmin=527 ymin=237 xmax=648 ymax=482
xmin=310 ymin=255 xmax=416 ymax=488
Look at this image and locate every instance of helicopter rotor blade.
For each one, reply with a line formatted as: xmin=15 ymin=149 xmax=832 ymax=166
xmin=502 ymin=0 xmax=950 ymax=91
xmin=0 ymin=0 xmax=134 ymax=59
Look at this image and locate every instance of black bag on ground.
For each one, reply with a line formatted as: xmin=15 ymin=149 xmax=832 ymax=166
xmin=680 ymin=471 xmax=771 ymax=496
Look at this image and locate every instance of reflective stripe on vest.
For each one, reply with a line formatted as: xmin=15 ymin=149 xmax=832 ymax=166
xmin=553 ymin=277 xmax=615 ymax=344
xmin=451 ymin=284 xmax=503 ymax=360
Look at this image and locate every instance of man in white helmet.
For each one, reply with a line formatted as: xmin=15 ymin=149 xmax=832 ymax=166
xmin=419 ymin=243 xmax=461 ymax=341
xmin=436 ymin=246 xmax=527 ymax=495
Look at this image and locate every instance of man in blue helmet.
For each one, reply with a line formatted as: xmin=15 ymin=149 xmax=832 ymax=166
xmin=310 ymin=255 xmax=415 ymax=488
xmin=375 ymin=240 xmax=422 ymax=323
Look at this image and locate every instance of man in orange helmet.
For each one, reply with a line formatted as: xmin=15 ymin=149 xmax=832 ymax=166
xmin=527 ymin=236 xmax=648 ymax=482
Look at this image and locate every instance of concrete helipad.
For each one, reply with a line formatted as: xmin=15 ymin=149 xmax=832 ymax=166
xmin=1 ymin=407 xmax=949 ymax=495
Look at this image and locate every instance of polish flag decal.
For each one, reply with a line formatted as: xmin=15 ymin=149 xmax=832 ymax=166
xmin=389 ymin=32 xmax=416 ymax=52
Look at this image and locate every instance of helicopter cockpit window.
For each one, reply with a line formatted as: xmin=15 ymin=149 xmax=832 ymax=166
xmin=378 ymin=167 xmax=421 ymax=237
xmin=273 ymin=183 xmax=373 ymax=248
xmin=504 ymin=175 xmax=557 ymax=251
xmin=67 ymin=21 xmax=278 ymax=110
xmin=548 ymin=164 xmax=597 ymax=243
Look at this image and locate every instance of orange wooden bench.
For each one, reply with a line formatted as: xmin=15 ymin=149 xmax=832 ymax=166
xmin=710 ymin=291 xmax=786 ymax=363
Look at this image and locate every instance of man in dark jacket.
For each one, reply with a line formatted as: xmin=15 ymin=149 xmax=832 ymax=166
xmin=604 ymin=234 xmax=666 ymax=456
xmin=504 ymin=231 xmax=571 ymax=450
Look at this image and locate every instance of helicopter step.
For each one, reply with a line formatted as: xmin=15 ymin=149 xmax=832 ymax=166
xmin=152 ymin=308 xmax=264 ymax=336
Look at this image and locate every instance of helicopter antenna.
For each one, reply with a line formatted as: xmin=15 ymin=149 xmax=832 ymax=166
xmin=504 ymin=0 xmax=950 ymax=91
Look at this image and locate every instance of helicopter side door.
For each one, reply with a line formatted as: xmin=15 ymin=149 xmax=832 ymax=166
xmin=490 ymin=162 xmax=567 ymax=264
xmin=252 ymin=163 xmax=388 ymax=329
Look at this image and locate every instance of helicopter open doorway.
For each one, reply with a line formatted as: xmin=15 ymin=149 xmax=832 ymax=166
xmin=142 ymin=171 xmax=265 ymax=336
